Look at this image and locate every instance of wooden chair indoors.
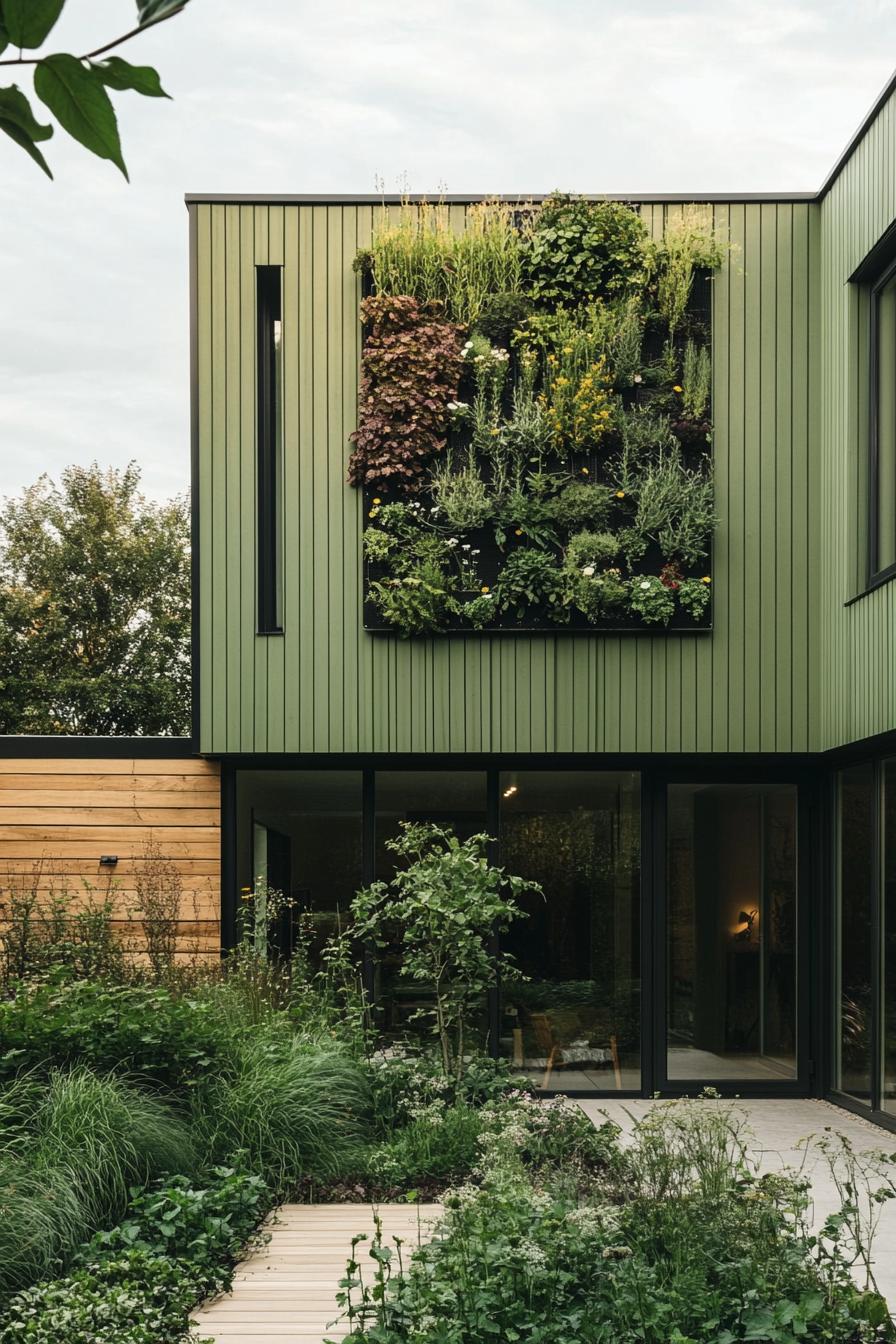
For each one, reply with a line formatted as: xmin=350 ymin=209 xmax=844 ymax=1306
xmin=528 ymin=1011 xmax=623 ymax=1090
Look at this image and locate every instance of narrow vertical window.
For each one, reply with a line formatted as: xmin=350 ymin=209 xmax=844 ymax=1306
xmin=257 ymin=265 xmax=283 ymax=632
xmin=870 ymin=263 xmax=896 ymax=582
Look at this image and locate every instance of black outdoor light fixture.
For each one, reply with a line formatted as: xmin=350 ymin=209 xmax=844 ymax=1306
xmin=99 ymin=855 xmax=119 ymax=867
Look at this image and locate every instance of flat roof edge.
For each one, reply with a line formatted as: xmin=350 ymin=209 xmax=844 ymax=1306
xmin=184 ymin=191 xmax=819 ymax=206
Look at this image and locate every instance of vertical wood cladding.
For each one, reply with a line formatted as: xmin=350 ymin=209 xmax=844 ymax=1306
xmin=195 ymin=199 xmax=817 ymax=755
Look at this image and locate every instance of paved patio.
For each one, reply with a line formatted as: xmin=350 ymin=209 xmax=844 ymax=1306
xmin=580 ymin=1097 xmax=896 ymax=1305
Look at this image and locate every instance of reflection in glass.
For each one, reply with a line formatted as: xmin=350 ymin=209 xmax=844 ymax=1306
xmin=498 ymin=772 xmax=641 ymax=1093
xmin=667 ymin=784 xmax=797 ymax=1082
xmin=884 ymin=760 xmax=896 ymax=1115
xmin=837 ymin=764 xmax=874 ymax=1102
xmin=374 ymin=771 xmax=488 ymax=1042
xmin=235 ymin=771 xmax=363 ymax=960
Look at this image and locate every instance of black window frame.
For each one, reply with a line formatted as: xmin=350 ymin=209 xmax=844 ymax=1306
xmin=868 ymin=254 xmax=896 ymax=587
xmin=257 ymin=265 xmax=283 ymax=634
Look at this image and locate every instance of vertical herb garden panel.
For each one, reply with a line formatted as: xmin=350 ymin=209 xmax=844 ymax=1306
xmin=348 ymin=195 xmax=721 ymax=636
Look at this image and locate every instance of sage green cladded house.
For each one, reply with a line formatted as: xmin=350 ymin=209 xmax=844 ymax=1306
xmin=187 ymin=73 xmax=896 ymax=1129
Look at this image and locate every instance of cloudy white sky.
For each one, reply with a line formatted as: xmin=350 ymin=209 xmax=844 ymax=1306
xmin=1 ymin=0 xmax=895 ymax=502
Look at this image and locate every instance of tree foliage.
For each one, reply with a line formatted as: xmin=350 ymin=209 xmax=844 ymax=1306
xmin=0 ymin=463 xmax=190 ymax=736
xmin=0 ymin=0 xmax=191 ymax=179
xmin=348 ymin=822 xmax=537 ymax=1079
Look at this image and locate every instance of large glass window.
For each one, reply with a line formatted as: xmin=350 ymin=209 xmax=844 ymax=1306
xmin=498 ymin=772 xmax=641 ymax=1092
xmin=374 ymin=771 xmax=488 ymax=1039
xmin=667 ymin=784 xmax=797 ymax=1082
xmin=235 ymin=770 xmax=362 ymax=959
xmin=884 ymin=760 xmax=896 ymax=1115
xmin=836 ymin=763 xmax=875 ymax=1102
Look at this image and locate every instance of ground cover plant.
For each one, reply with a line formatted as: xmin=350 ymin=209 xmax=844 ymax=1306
xmin=331 ymin=1095 xmax=896 ymax=1344
xmin=352 ymin=195 xmax=723 ymax=633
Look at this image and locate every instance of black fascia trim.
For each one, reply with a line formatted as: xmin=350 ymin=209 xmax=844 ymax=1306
xmin=189 ymin=203 xmax=201 ymax=751
xmin=0 ymin=736 xmax=196 ymax=759
xmin=821 ymin=728 xmax=896 ymax=765
xmin=207 ymin=751 xmax=819 ymax=775
xmin=849 ymin=216 xmax=896 ymax=285
xmin=845 ymin=562 xmax=896 ymax=606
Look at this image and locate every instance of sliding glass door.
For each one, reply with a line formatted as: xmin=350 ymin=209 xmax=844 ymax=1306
xmin=664 ymin=783 xmax=799 ymax=1086
xmin=837 ymin=757 xmax=896 ymax=1123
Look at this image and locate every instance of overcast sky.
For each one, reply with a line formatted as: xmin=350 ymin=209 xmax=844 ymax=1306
xmin=1 ymin=0 xmax=895 ymax=503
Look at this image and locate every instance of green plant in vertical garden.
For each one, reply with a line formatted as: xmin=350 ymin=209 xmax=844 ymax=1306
xmin=521 ymin=193 xmax=650 ymax=306
xmin=359 ymin=199 xmax=525 ymax=325
xmin=681 ymin=340 xmax=712 ymax=421
xmin=494 ymin=547 xmax=565 ymax=619
xmin=654 ymin=205 xmax=725 ymax=339
xmin=368 ymin=562 xmax=460 ymax=638
xmin=347 ymin=823 xmax=536 ymax=1080
xmin=627 ymin=574 xmax=676 ymax=624
xmin=678 ymin=575 xmax=713 ymax=621
xmin=625 ymin=449 xmax=715 ymax=566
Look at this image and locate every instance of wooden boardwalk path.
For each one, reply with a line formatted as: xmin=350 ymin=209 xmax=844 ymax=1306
xmin=193 ymin=1203 xmax=441 ymax=1343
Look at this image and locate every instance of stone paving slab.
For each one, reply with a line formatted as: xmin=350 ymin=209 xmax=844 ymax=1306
xmin=579 ymin=1097 xmax=896 ymax=1305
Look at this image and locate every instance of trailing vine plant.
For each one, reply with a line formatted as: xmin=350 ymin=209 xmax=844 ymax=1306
xmin=349 ymin=194 xmax=723 ymax=634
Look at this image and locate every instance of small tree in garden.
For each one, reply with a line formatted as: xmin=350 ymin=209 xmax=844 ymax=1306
xmin=349 ymin=822 xmax=537 ymax=1080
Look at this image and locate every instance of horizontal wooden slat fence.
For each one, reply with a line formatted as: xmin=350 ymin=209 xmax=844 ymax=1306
xmin=0 ymin=755 xmax=222 ymax=958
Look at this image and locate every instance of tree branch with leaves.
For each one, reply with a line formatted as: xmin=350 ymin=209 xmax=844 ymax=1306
xmin=0 ymin=0 xmax=192 ymax=179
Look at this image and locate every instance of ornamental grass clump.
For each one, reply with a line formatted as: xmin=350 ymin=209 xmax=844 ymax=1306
xmin=360 ymin=198 xmax=525 ymax=326
xmin=196 ymin=1035 xmax=370 ymax=1192
xmin=0 ymin=1068 xmax=194 ymax=1299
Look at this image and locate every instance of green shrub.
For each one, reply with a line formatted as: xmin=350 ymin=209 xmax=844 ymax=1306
xmin=494 ymin=547 xmax=565 ymax=619
xmin=678 ymin=574 xmax=712 ymax=621
xmin=0 ymin=1252 xmax=203 ymax=1344
xmin=627 ymin=575 xmax=675 ymax=625
xmin=87 ymin=1167 xmax=269 ymax=1268
xmin=460 ymin=592 xmax=496 ymax=629
xmin=474 ymin=290 xmax=532 ymax=345
xmin=567 ymin=567 xmax=627 ymax=620
xmin=368 ymin=560 xmax=460 ymax=636
xmin=335 ymin=1098 xmax=890 ymax=1344
xmin=550 ymin=480 xmax=612 ymax=531
xmin=564 ymin=529 xmax=619 ymax=571
xmin=0 ymin=980 xmax=237 ymax=1093
xmin=522 ymin=194 xmax=649 ymax=307
xmin=197 ymin=1036 xmax=370 ymax=1192
xmin=364 ymin=1101 xmax=483 ymax=1188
